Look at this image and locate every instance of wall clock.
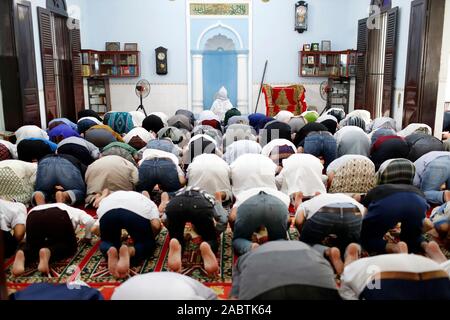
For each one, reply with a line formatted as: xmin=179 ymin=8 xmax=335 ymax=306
xmin=155 ymin=47 xmax=168 ymax=75
xmin=295 ymin=1 xmax=308 ymax=33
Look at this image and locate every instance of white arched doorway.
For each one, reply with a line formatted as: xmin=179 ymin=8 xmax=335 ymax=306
xmin=191 ymin=22 xmax=249 ymax=114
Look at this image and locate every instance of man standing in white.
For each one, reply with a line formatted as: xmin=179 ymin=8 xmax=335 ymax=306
xmin=210 ymin=86 xmax=234 ymax=122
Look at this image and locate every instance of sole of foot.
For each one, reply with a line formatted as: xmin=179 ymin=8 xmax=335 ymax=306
xmin=445 ymin=191 xmax=450 ymax=203
xmin=167 ymin=238 xmax=182 ymax=273
xmin=425 ymin=241 xmax=447 ymax=264
xmin=12 ymin=250 xmax=26 ymax=277
xmin=159 ymin=192 xmax=170 ymax=213
xmin=327 ymin=247 xmax=344 ymax=275
xmin=397 ymin=241 xmax=408 ymax=254
xmin=116 ymin=245 xmax=130 ymax=279
xmin=200 ymin=242 xmax=219 ymax=275
xmin=55 ymin=191 xmax=69 ymax=204
xmin=344 ymin=244 xmax=361 ymax=267
xmin=37 ymin=248 xmax=51 ymax=275
xmin=142 ymin=190 xmax=151 ymax=199
xmin=107 ymin=247 xmax=119 ymax=278
xmin=34 ymin=192 xmax=46 ymax=206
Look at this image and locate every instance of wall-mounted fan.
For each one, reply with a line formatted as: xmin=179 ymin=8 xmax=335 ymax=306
xmin=135 ymin=79 xmax=151 ymax=116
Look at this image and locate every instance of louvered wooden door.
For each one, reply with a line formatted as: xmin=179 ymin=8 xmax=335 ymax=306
xmin=381 ymin=7 xmax=398 ymax=117
xmin=13 ymin=0 xmax=41 ymax=126
xmin=38 ymin=7 xmax=58 ymax=122
xmin=38 ymin=7 xmax=84 ymax=124
xmin=355 ymin=8 xmax=398 ymax=118
xmin=69 ymin=21 xmax=84 ymax=118
xmin=355 ymin=18 xmax=368 ymax=111
xmin=402 ymin=0 xmax=445 ymax=129
xmin=0 ymin=0 xmax=22 ymax=130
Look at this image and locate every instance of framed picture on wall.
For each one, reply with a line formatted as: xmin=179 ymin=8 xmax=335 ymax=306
xmin=106 ymin=42 xmax=120 ymax=51
xmin=321 ymin=40 xmax=331 ymax=51
xmin=124 ymin=43 xmax=138 ymax=51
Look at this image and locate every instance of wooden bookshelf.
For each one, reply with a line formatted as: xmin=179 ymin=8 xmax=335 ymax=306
xmin=81 ymin=50 xmax=140 ymax=78
xmin=299 ymin=50 xmax=356 ymax=78
xmin=87 ymin=78 xmax=111 ymax=116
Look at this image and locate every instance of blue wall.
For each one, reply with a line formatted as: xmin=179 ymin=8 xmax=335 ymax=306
xmin=77 ymin=0 xmax=187 ymax=84
xmin=191 ymin=18 xmax=249 ymax=50
xmin=69 ymin=0 xmax=414 ymax=88
xmin=203 ymin=51 xmax=238 ymax=108
xmin=252 ymin=0 xmax=368 ymax=84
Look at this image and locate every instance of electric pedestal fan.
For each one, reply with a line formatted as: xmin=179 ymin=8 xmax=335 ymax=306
xmin=319 ymin=80 xmax=332 ymax=116
xmin=135 ymin=79 xmax=151 ymax=116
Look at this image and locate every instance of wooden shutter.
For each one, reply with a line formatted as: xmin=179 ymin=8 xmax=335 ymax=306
xmin=355 ymin=18 xmax=368 ymax=110
xmin=402 ymin=0 xmax=428 ymax=127
xmin=13 ymin=0 xmax=41 ymax=126
xmin=420 ymin=0 xmax=445 ymax=129
xmin=38 ymin=7 xmax=58 ymax=122
xmin=69 ymin=20 xmax=84 ymax=119
xmin=381 ymin=7 xmax=398 ymax=117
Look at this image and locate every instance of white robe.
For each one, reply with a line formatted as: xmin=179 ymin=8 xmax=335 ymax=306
xmin=210 ymin=87 xmax=234 ymax=121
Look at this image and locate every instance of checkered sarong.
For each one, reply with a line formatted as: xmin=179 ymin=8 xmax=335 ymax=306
xmin=0 ymin=167 xmax=34 ymax=205
xmin=329 ymin=158 xmax=376 ymax=194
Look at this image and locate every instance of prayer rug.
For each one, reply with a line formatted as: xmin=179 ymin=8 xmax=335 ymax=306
xmin=4 ymin=226 xmax=234 ymax=300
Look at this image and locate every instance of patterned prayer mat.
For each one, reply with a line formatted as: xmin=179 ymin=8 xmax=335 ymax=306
xmin=4 ymin=221 xmax=448 ymax=300
xmin=4 ymin=226 xmax=234 ymax=300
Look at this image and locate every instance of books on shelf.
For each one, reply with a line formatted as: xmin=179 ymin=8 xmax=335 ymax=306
xmin=127 ymin=55 xmax=137 ymax=65
xmin=81 ymin=50 xmax=140 ymax=78
xmin=82 ymin=52 xmax=90 ymax=65
xmin=90 ymin=96 xmax=105 ymax=105
xmin=101 ymin=58 xmax=114 ymax=65
xmin=119 ymin=66 xmax=136 ymax=76
xmin=82 ymin=65 xmax=91 ymax=77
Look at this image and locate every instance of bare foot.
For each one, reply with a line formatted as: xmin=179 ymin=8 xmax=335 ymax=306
xmin=214 ymin=191 xmax=224 ymax=203
xmin=294 ymin=192 xmax=304 ymax=211
xmin=33 ymin=192 xmax=46 ymax=206
xmin=107 ymin=247 xmax=119 ymax=278
xmin=424 ymin=241 xmax=448 ymax=264
xmin=387 ymin=241 xmax=408 ymax=254
xmin=55 ymin=191 xmax=70 ymax=204
xmin=92 ymin=194 xmax=102 ymax=209
xmin=116 ymin=245 xmax=130 ymax=279
xmin=94 ymin=189 xmax=110 ymax=208
xmin=12 ymin=250 xmax=26 ymax=277
xmin=167 ymin=238 xmax=182 ymax=273
xmin=142 ymin=190 xmax=151 ymax=199
xmin=38 ymin=248 xmax=51 ymax=275
xmin=423 ymin=218 xmax=435 ymax=233
xmin=436 ymin=223 xmax=450 ymax=239
xmin=344 ymin=243 xmax=361 ymax=267
xmin=444 ymin=191 xmax=450 ymax=203
xmin=326 ymin=247 xmax=344 ymax=275
xmin=159 ymin=192 xmax=170 ymax=215
xmin=200 ymin=242 xmax=219 ymax=275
